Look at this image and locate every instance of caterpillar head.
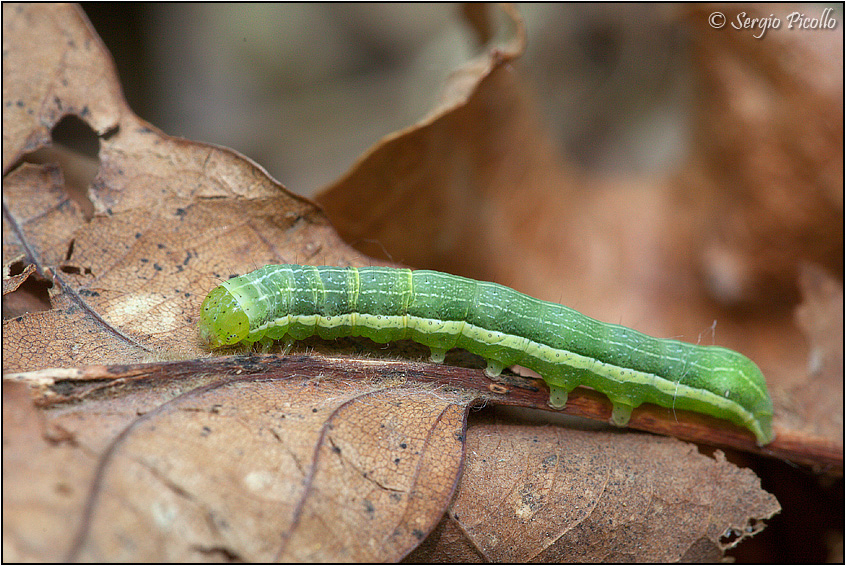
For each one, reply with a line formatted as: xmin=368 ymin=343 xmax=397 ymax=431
xmin=199 ymin=285 xmax=249 ymax=348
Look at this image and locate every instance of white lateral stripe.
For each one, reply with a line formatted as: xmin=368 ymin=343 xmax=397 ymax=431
xmin=250 ymin=312 xmax=756 ymax=428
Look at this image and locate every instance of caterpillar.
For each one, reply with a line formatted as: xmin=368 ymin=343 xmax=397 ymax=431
xmin=199 ymin=265 xmax=774 ymax=445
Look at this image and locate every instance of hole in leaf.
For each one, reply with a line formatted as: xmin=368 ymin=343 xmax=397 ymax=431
xmin=2 ymin=260 xmax=53 ymax=319
xmin=60 ymin=265 xmax=94 ymax=276
xmin=20 ymin=114 xmax=101 ymax=220
xmin=51 ymin=114 xmax=100 ymax=159
xmin=6 ymin=259 xmax=29 ymax=277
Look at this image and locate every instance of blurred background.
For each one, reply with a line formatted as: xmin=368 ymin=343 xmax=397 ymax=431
xmin=81 ymin=3 xmax=694 ymax=195
xmin=77 ymin=2 xmax=842 ymax=325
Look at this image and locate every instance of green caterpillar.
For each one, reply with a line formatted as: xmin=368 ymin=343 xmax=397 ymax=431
xmin=198 ymin=265 xmax=774 ymax=445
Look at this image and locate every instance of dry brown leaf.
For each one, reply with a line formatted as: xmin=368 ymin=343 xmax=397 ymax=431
xmin=3 ymin=261 xmax=35 ymax=294
xmin=71 ymin=379 xmax=468 ymax=562
xmin=2 ymin=367 xmax=229 ymax=562
xmin=1 ymin=4 xmax=122 ymax=173
xmin=3 ymin=359 xmax=473 ymax=561
xmin=408 ymin=410 xmax=780 ymax=562
xmin=2 ymin=3 xmax=371 ymax=372
xmin=3 ymin=380 xmax=96 ymax=562
xmin=679 ymin=4 xmax=843 ymax=469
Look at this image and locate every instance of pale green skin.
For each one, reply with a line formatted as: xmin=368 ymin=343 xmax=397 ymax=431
xmin=199 ymin=265 xmax=774 ymax=445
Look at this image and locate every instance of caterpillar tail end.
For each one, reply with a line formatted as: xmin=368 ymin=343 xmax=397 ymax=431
xmin=752 ymin=416 xmax=775 ymax=446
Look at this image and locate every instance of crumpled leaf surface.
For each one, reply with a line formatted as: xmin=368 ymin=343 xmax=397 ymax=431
xmin=3 ymin=360 xmax=472 ymax=562
xmin=1 ymin=3 xmax=803 ymax=562
xmin=407 ymin=410 xmax=780 ymax=562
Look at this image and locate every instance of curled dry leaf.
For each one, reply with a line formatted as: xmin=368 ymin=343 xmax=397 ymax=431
xmin=3 ymin=261 xmax=36 ymax=294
